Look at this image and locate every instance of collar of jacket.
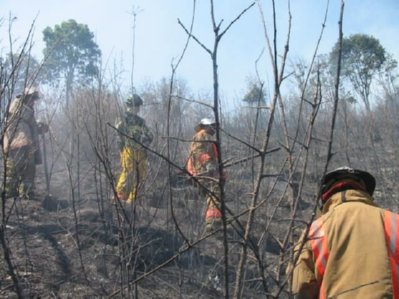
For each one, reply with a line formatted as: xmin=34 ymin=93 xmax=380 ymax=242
xmin=322 ymin=189 xmax=377 ymax=214
xmin=195 ymin=127 xmax=206 ymax=134
xmin=194 ymin=128 xmax=210 ymax=138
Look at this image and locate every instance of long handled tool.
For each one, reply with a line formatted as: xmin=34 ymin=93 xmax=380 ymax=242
xmin=170 ymin=147 xmax=281 ymax=190
xmin=41 ymin=131 xmax=50 ymax=197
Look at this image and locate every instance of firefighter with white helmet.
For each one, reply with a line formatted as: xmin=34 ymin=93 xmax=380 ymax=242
xmin=290 ymin=166 xmax=399 ymax=298
xmin=3 ymin=86 xmax=48 ymax=199
xmin=186 ymin=117 xmax=223 ymax=234
xmin=115 ymin=94 xmax=153 ymax=203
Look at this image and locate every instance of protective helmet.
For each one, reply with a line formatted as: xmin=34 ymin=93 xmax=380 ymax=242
xmin=195 ymin=117 xmax=216 ymax=132
xmin=126 ymin=94 xmax=143 ymax=107
xmin=199 ymin=118 xmax=216 ymax=126
xmin=17 ymin=86 xmax=40 ymax=100
xmin=321 ymin=166 xmax=376 ymax=197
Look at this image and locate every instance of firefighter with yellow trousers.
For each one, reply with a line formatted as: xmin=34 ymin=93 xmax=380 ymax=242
xmin=186 ymin=118 xmax=223 ymax=234
xmin=3 ymin=86 xmax=48 ymax=199
xmin=115 ymin=95 xmax=153 ymax=203
xmin=291 ymin=167 xmax=399 ymax=298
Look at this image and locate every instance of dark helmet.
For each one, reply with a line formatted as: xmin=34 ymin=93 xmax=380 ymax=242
xmin=126 ymin=94 xmax=143 ymax=107
xmin=17 ymin=86 xmax=40 ymax=100
xmin=321 ymin=166 xmax=376 ymax=196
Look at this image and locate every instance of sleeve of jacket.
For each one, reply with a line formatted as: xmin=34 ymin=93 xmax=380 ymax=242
xmin=115 ymin=119 xmax=125 ymax=150
xmin=140 ymin=122 xmax=153 ymax=146
xmin=291 ymin=232 xmax=319 ymax=299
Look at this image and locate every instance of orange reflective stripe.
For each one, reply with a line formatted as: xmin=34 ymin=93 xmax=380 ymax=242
xmin=205 ymin=208 xmax=222 ymax=219
xmin=198 ymin=152 xmax=211 ymax=165
xmin=383 ymin=210 xmax=399 ymax=298
xmin=309 ymin=218 xmax=329 ymax=299
xmin=309 ymin=218 xmax=329 ymax=276
xmin=186 ymin=157 xmax=196 ymax=176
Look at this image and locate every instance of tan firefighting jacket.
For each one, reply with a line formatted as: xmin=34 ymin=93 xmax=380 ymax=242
xmin=186 ymin=128 xmax=219 ymax=176
xmin=291 ymin=189 xmax=399 ymax=298
xmin=3 ymin=97 xmax=41 ymax=161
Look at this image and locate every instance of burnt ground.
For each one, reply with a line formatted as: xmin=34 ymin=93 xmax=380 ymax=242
xmin=1 ymin=197 xmax=222 ymax=298
xmin=0 ymin=165 xmax=294 ymax=298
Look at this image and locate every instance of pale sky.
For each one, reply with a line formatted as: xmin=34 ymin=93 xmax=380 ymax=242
xmin=1 ymin=0 xmax=398 ymax=103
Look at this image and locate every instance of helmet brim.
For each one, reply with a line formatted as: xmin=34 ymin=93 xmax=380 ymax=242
xmin=321 ymin=168 xmax=376 ymax=196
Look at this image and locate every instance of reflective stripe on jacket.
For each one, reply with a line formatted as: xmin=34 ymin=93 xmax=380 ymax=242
xmin=292 ymin=189 xmax=397 ymax=298
xmin=384 ymin=210 xmax=399 ymax=298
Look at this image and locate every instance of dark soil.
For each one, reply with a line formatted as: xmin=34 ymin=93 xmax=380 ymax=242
xmin=0 ymin=163 xmax=296 ymax=298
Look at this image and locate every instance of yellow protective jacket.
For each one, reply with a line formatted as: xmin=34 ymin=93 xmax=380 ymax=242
xmin=292 ymin=189 xmax=399 ymax=298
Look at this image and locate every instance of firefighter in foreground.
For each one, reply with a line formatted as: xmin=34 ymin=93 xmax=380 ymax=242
xmin=186 ymin=118 xmax=222 ymax=234
xmin=115 ymin=94 xmax=153 ymax=203
xmin=3 ymin=87 xmax=48 ymax=199
xmin=291 ymin=166 xmax=399 ymax=298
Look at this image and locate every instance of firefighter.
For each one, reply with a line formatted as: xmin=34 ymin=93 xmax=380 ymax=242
xmin=3 ymin=86 xmax=48 ymax=199
xmin=115 ymin=94 xmax=153 ymax=203
xmin=291 ymin=166 xmax=399 ymax=298
xmin=186 ymin=118 xmax=222 ymax=234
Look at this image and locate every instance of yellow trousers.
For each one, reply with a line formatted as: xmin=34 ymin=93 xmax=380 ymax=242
xmin=116 ymin=147 xmax=147 ymax=203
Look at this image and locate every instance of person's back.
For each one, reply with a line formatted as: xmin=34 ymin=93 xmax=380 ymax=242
xmin=303 ymin=190 xmax=393 ymax=297
xmin=187 ymin=128 xmax=217 ymax=176
xmin=291 ymin=167 xmax=399 ymax=298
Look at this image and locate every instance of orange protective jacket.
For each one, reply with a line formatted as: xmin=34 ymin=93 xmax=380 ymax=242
xmin=186 ymin=128 xmax=219 ymax=176
xmin=291 ymin=189 xmax=399 ymax=298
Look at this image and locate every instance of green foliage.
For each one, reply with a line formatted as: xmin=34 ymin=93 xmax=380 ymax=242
xmin=335 ymin=34 xmax=386 ymax=75
xmin=330 ymin=34 xmax=389 ymax=111
xmin=42 ymin=19 xmax=101 ymax=87
xmin=242 ymin=82 xmax=265 ymax=105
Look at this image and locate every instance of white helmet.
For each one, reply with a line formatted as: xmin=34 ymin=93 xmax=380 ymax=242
xmin=199 ymin=118 xmax=215 ymax=126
